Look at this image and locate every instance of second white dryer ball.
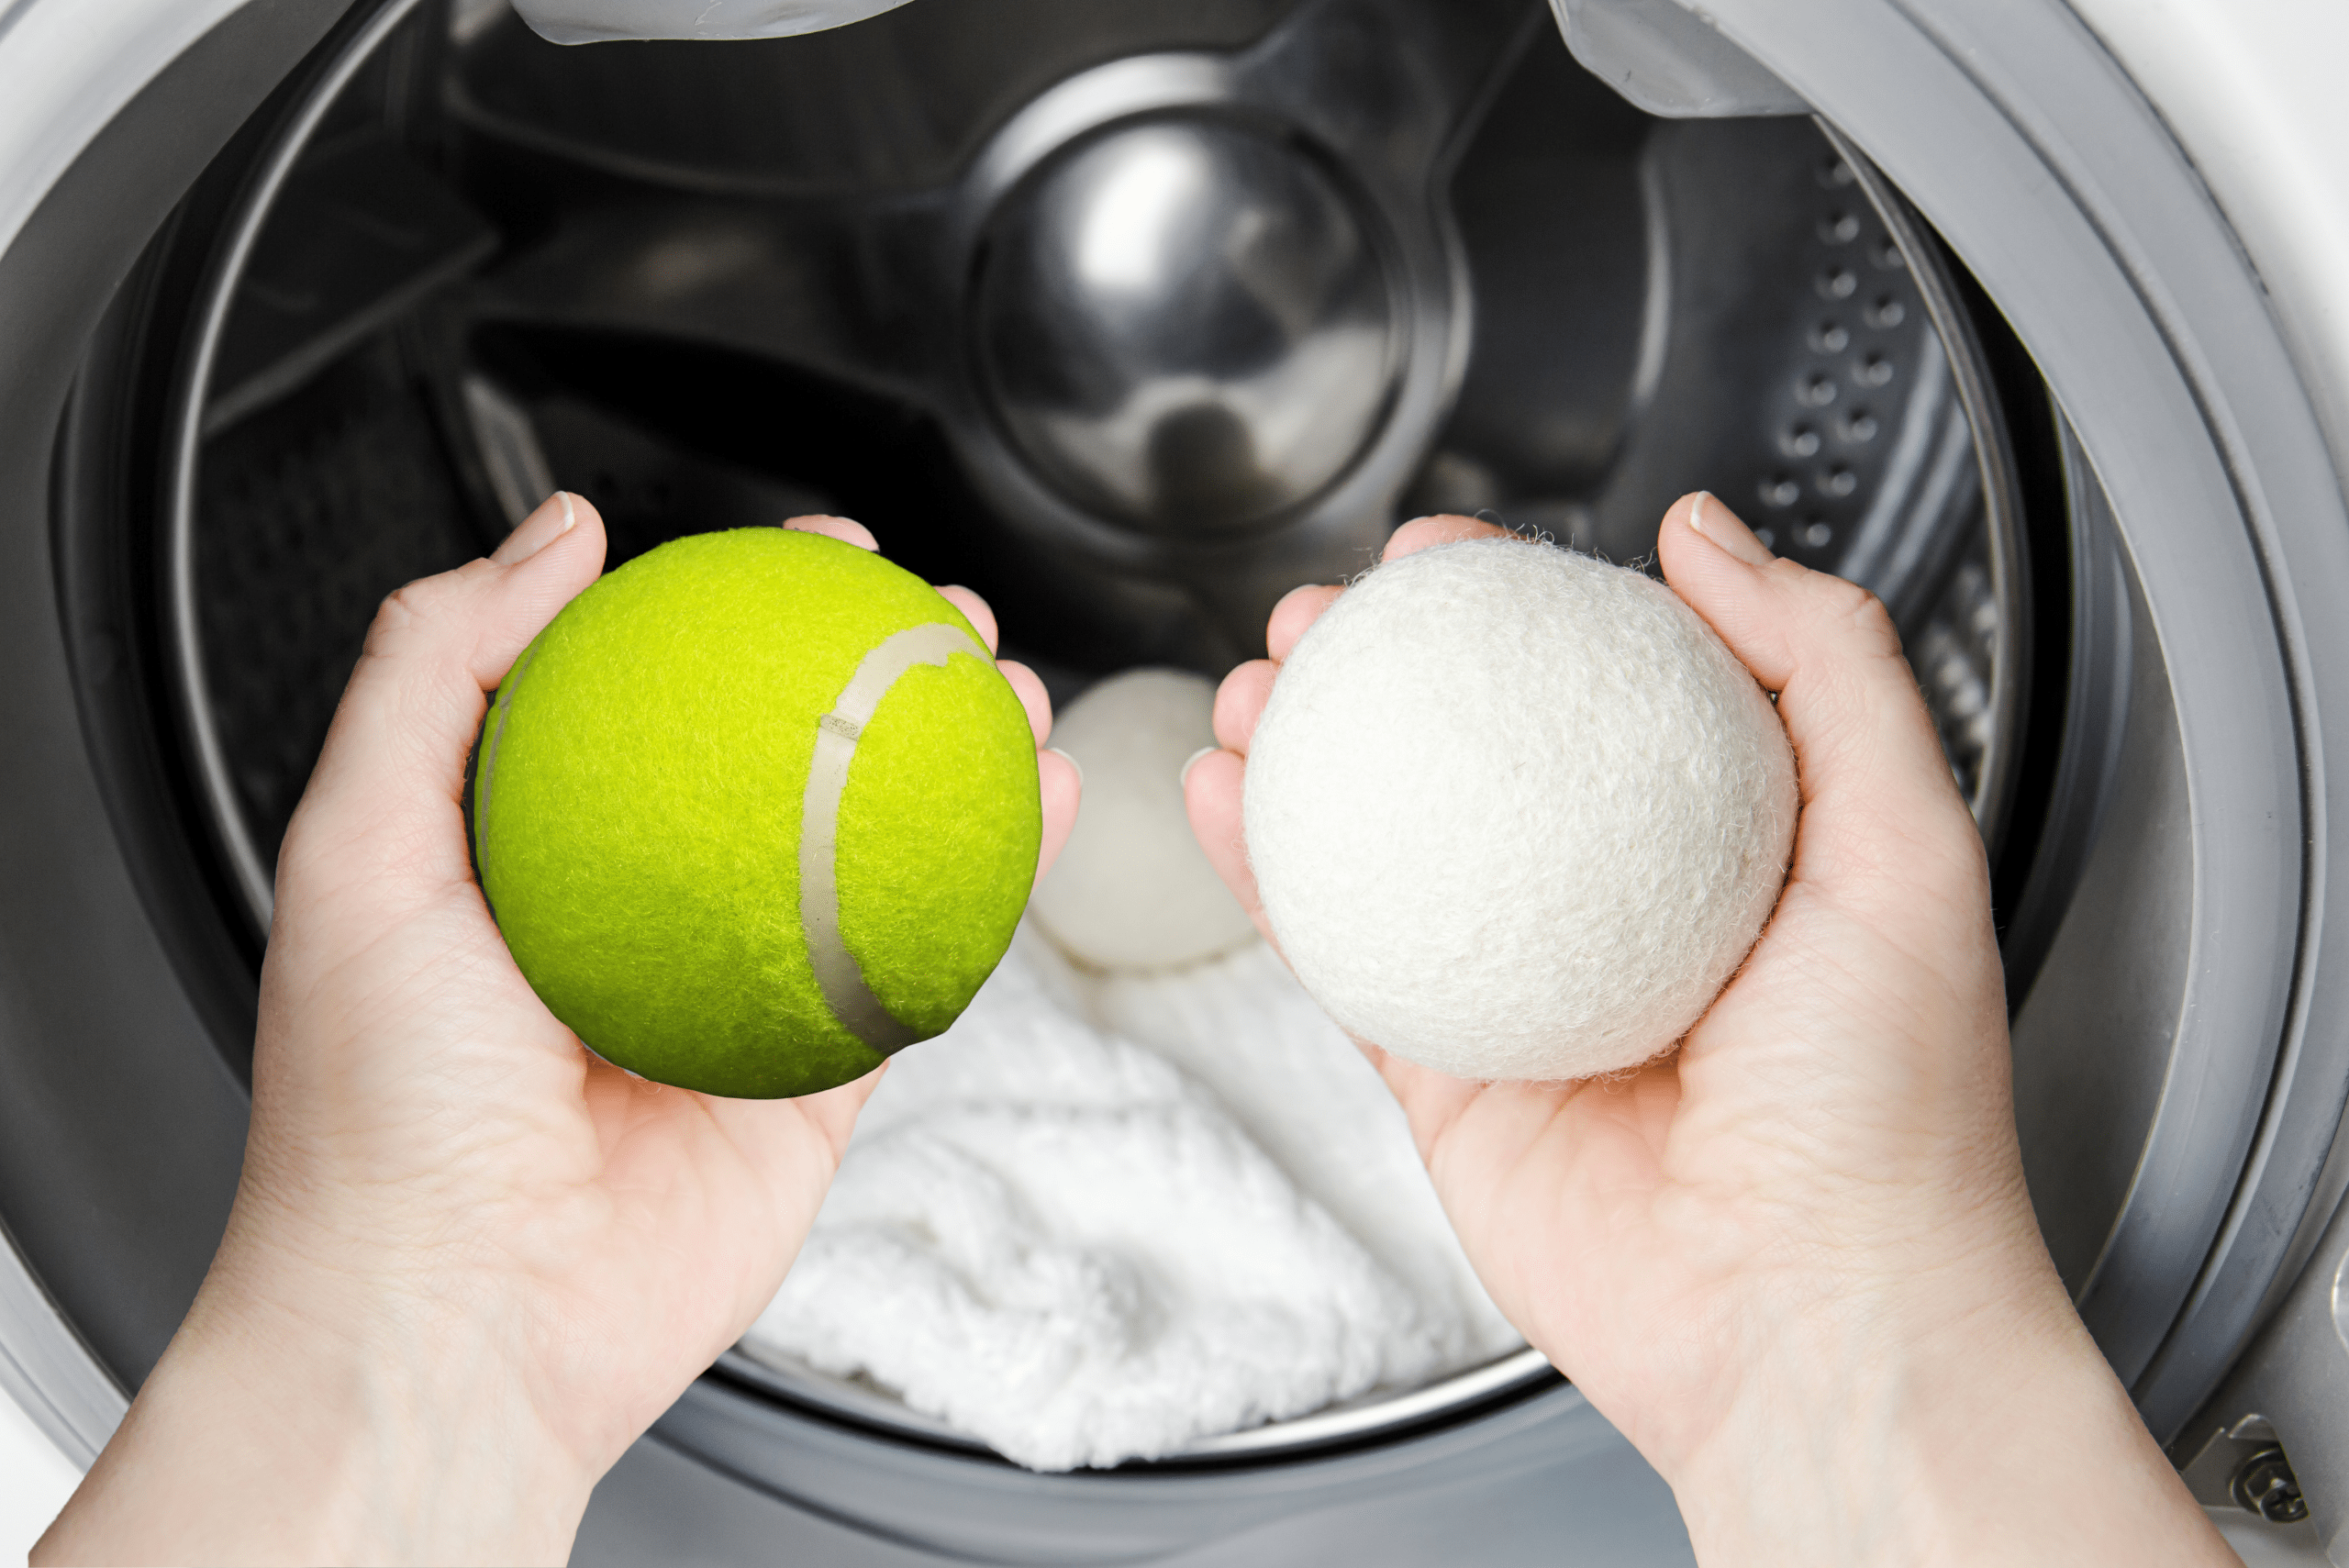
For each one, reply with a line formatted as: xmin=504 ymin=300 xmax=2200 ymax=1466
xmin=1031 ymin=669 xmax=1259 ymax=973
xmin=1242 ymin=538 xmax=1798 ymax=1082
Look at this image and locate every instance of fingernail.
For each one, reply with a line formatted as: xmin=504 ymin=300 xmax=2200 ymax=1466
xmin=1180 ymin=745 xmax=1219 ymax=788
xmin=1687 ymin=492 xmax=1775 ymax=568
xmin=1046 ymin=747 xmax=1084 ymax=790
xmin=496 ymin=492 xmax=577 ymax=565
xmin=784 ymin=515 xmax=878 ymax=551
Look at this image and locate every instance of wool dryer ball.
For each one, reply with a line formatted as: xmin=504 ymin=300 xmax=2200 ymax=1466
xmin=471 ymin=528 xmax=1041 ymax=1099
xmin=1030 ymin=668 xmax=1259 ymax=973
xmin=1242 ymin=538 xmax=1798 ymax=1082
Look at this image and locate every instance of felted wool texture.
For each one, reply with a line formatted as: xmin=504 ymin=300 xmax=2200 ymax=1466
xmin=1243 ymin=538 xmax=1797 ymax=1082
xmin=473 ymin=528 xmax=1040 ymax=1098
xmin=741 ymin=929 xmax=1449 ymax=1471
xmin=1030 ymin=668 xmax=1259 ymax=973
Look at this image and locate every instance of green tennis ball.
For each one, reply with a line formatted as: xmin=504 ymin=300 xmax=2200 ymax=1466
xmin=471 ymin=528 xmax=1042 ymax=1099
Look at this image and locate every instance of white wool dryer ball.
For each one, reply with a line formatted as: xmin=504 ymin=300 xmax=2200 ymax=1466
xmin=1031 ymin=668 xmax=1259 ymax=972
xmin=1242 ymin=538 xmax=1798 ymax=1081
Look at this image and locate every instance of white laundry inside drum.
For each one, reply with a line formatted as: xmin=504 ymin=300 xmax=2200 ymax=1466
xmin=739 ymin=927 xmax=1523 ymax=1471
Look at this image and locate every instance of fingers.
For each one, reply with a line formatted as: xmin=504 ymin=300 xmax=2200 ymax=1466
xmin=1036 ymin=746 xmax=1081 ymax=886
xmin=774 ymin=519 xmax=1057 ymax=884
xmin=1181 ymin=747 xmax=1272 ymax=943
xmin=778 ymin=517 xmax=998 ymax=659
xmin=1212 ymin=660 xmax=1277 ymax=753
xmin=1655 ymin=490 xmax=1984 ymax=885
xmin=775 ymin=514 xmax=1004 ymax=662
xmin=776 ymin=518 xmax=1026 ymax=770
xmin=783 ymin=514 xmax=878 ymax=551
xmin=779 ymin=511 xmax=1006 ymax=665
xmin=693 ymin=1057 xmax=890 ymax=1173
xmin=1263 ymin=514 xmax=1511 ymax=663
xmin=1266 ymin=584 xmax=1342 ymax=662
xmin=685 ymin=1062 xmax=893 ymax=1290
xmin=1383 ymin=512 xmax=1516 ymax=562
xmin=993 ymin=657 xmax=1075 ymax=885
xmin=1190 ymin=673 xmax=1271 ymax=939
xmin=467 ymin=492 xmax=603 ymax=685
xmin=937 ymin=585 xmax=998 ymax=653
xmin=1219 ymin=515 xmax=1519 ymax=752
xmin=287 ymin=494 xmax=607 ymax=892
xmin=491 ymin=490 xmax=583 ymax=567
xmin=1358 ymin=1041 xmax=1492 ymax=1164
xmin=997 ymin=660 xmax=1052 ymax=748
xmin=1185 ymin=519 xmax=1504 ymax=944
xmin=1186 ymin=561 xmax=1375 ymax=941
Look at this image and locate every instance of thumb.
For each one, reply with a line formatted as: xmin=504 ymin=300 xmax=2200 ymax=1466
xmin=280 ymin=494 xmax=607 ymax=906
xmin=1653 ymin=490 xmax=1986 ymax=906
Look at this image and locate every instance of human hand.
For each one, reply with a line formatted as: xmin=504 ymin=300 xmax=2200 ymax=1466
xmin=37 ymin=497 xmax=1080 ymax=1567
xmin=1185 ymin=496 xmax=2231 ymax=1565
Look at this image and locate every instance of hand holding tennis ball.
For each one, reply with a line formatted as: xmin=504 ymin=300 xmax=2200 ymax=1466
xmin=1183 ymin=497 xmax=2221 ymax=1564
xmin=43 ymin=496 xmax=1078 ymax=1566
xmin=472 ymin=524 xmax=1061 ymax=1097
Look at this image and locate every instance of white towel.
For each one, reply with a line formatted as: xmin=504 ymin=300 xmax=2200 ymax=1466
xmin=740 ymin=927 xmax=1521 ymax=1470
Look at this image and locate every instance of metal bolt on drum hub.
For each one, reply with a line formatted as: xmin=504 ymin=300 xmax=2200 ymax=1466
xmin=2232 ymin=1446 xmax=2311 ymax=1525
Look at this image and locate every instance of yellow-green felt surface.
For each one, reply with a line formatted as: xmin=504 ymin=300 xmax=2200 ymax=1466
xmin=473 ymin=528 xmax=1041 ymax=1098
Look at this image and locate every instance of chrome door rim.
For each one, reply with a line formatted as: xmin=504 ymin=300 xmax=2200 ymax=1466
xmin=1690 ymin=0 xmax=2349 ymax=1440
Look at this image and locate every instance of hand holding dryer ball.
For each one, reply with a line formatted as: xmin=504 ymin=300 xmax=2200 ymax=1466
xmin=1243 ymin=536 xmax=1798 ymax=1082
xmin=469 ymin=527 xmax=1041 ymax=1098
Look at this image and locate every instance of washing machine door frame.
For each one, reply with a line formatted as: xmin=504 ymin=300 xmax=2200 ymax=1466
xmin=0 ymin=0 xmax=352 ymax=1473
xmin=1688 ymin=0 xmax=2349 ymax=1441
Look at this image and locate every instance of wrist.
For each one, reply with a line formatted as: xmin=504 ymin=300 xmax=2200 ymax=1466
xmin=1666 ymin=1254 xmax=2053 ymax=1563
xmin=1660 ymin=1242 xmax=2224 ymax=1567
xmin=39 ymin=1235 xmax=595 ymax=1567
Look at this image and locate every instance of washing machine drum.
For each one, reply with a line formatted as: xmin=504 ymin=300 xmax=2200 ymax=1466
xmin=4 ymin=0 xmax=2348 ymax=1562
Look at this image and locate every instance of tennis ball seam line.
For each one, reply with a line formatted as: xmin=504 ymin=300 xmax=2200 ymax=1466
xmin=799 ymin=620 xmax=993 ymax=1056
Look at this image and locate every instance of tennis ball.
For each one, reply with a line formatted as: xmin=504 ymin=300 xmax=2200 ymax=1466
xmin=1243 ymin=537 xmax=1796 ymax=1082
xmin=472 ymin=528 xmax=1041 ymax=1099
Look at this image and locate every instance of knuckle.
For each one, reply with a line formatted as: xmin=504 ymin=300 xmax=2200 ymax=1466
xmin=1800 ymin=572 xmax=1901 ymax=659
xmin=377 ymin=580 xmax=437 ymax=625
xmin=363 ymin=562 xmax=493 ymax=659
xmin=378 ymin=573 xmax=450 ymax=628
xmin=362 ymin=584 xmax=430 ymax=656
